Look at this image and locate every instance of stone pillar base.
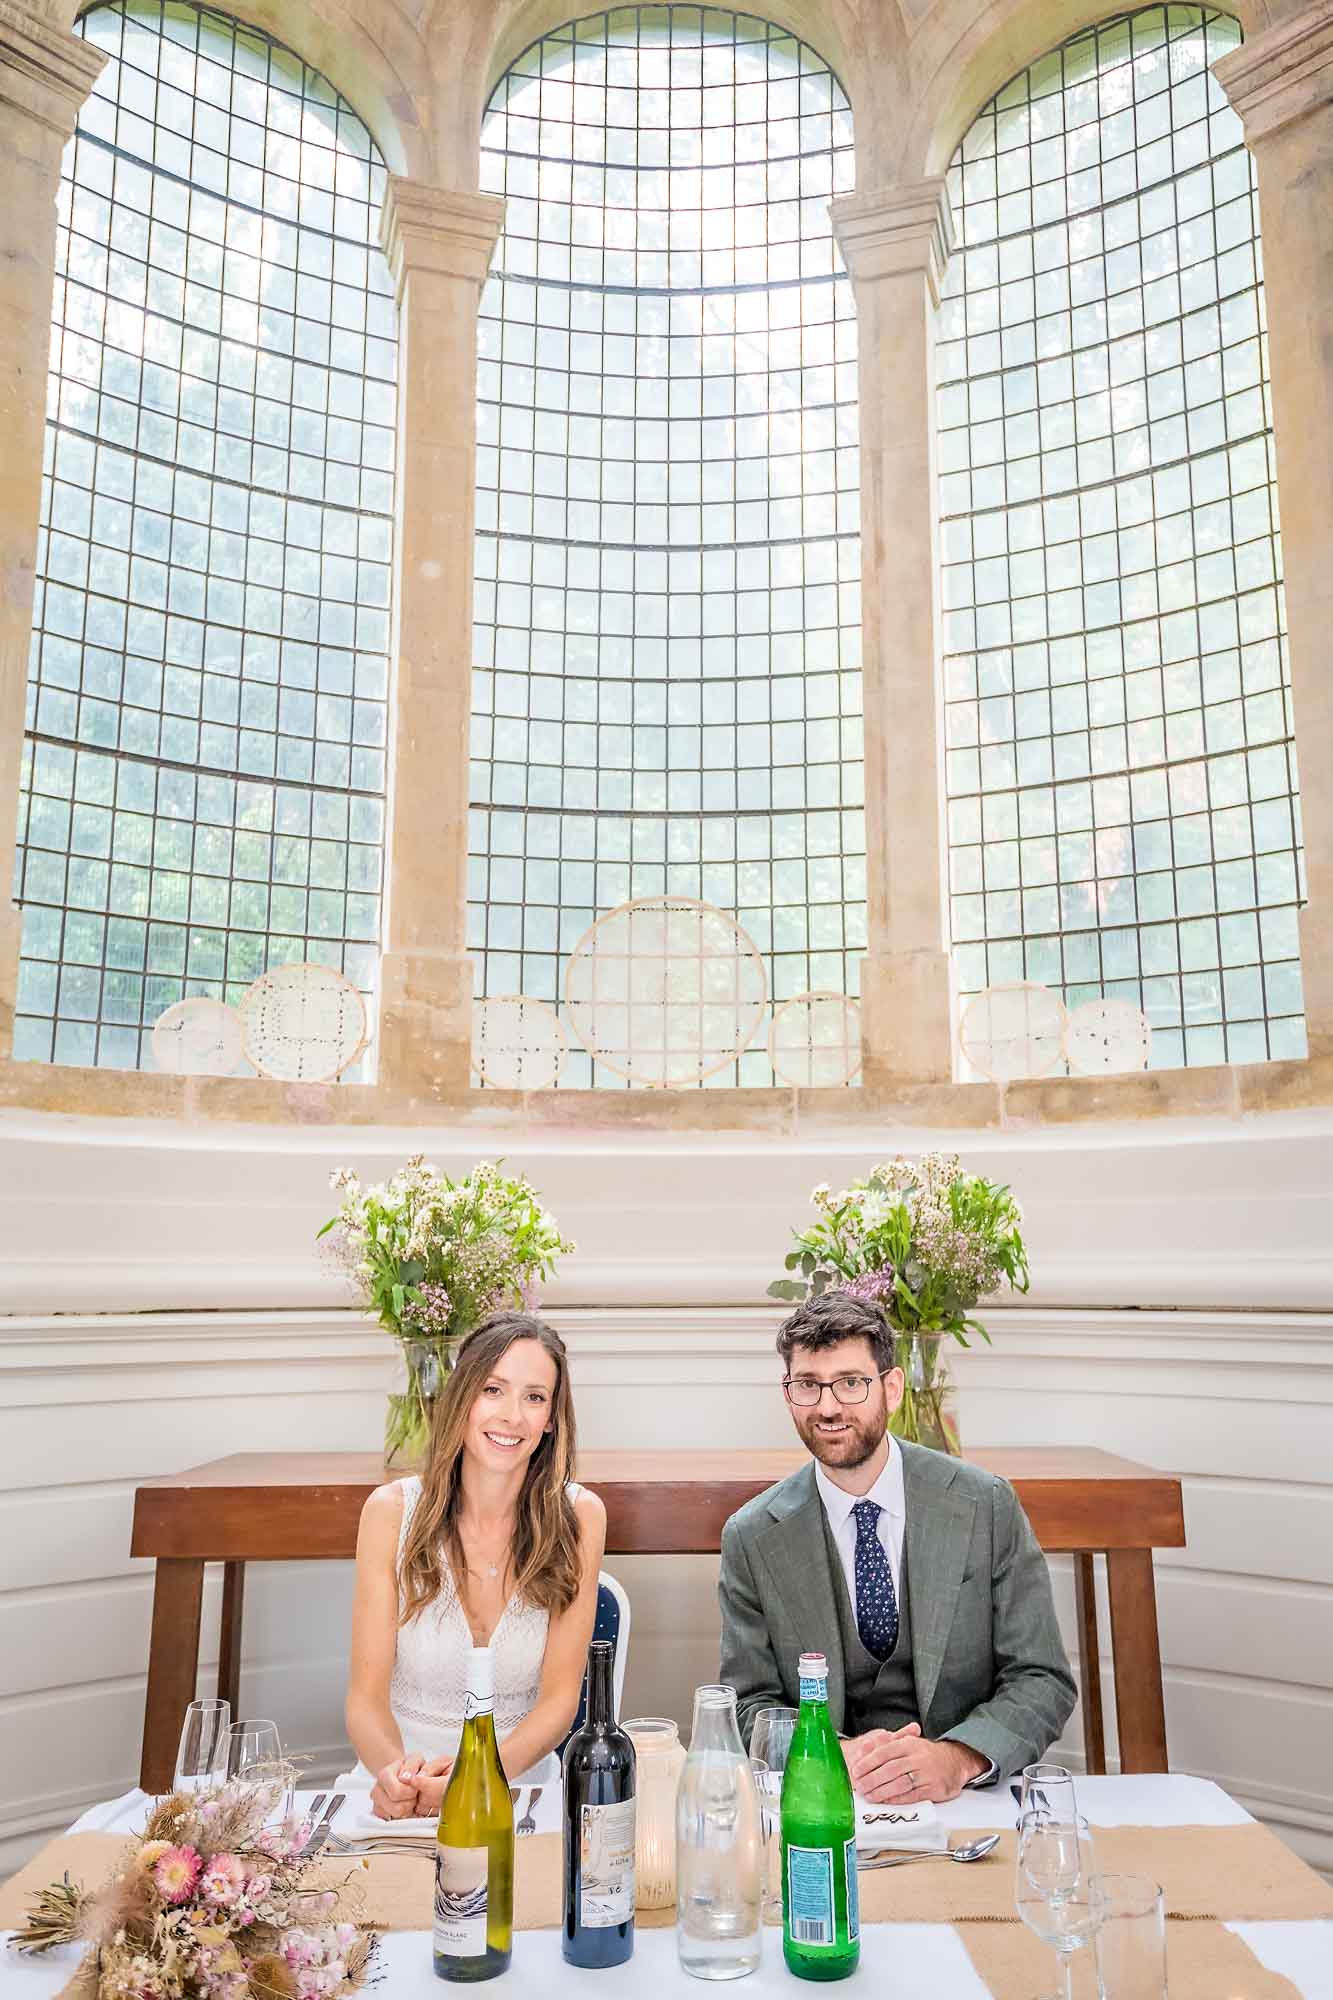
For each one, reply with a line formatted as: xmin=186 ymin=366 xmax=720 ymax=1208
xmin=857 ymin=948 xmax=954 ymax=1088
xmin=1298 ymin=902 xmax=1333 ymax=1061
xmin=0 ymin=900 xmax=21 ymax=1060
xmin=376 ymin=950 xmax=474 ymax=1098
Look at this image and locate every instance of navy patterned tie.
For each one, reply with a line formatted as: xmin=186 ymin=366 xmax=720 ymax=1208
xmin=852 ymin=1498 xmax=899 ymax=1662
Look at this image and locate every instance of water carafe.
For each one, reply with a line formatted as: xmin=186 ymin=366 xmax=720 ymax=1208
xmin=675 ymin=1684 xmax=763 ymax=1980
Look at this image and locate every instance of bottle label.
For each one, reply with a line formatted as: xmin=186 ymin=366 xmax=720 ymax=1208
xmin=434 ymin=1845 xmax=488 ymax=1958
xmin=578 ymin=1797 xmax=636 ymax=1927
xmin=844 ymin=1836 xmax=860 ymax=1942
xmin=462 ymin=1687 xmax=494 ymax=1721
xmin=798 ymin=1673 xmax=829 ymax=1703
xmin=786 ymin=1843 xmax=835 ymax=1948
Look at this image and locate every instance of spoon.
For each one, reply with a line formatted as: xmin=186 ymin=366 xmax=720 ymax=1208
xmin=858 ymin=1832 xmax=1002 ymax=1871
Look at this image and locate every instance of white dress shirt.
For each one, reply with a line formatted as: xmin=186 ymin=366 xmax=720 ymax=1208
xmin=814 ymin=1435 xmax=907 ymax=1615
xmin=813 ymin=1436 xmax=996 ymax=1786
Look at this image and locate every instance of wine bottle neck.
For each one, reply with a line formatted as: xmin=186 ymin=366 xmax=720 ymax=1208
xmin=586 ymin=1643 xmax=614 ymax=1728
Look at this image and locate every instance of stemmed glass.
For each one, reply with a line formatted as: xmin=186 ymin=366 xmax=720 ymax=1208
xmin=749 ymin=1706 xmax=797 ymax=1923
xmin=1019 ymin=1760 xmax=1077 ymax=1821
xmin=222 ymin=1718 xmax=293 ymax=1825
xmin=1015 ymin=1810 xmax=1102 ymax=2000
xmin=173 ymin=1698 xmax=229 ymax=1794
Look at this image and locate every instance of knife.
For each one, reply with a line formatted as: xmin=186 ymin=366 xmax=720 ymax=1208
xmin=302 ymin=1792 xmax=345 ymax=1855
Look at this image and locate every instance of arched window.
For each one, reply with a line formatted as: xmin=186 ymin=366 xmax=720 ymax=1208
xmin=470 ymin=5 xmax=861 ymax=1086
xmin=939 ymin=5 xmax=1304 ymax=1070
xmin=14 ymin=0 xmax=394 ymax=1071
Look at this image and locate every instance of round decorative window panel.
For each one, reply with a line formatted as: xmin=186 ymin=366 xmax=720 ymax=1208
xmin=239 ymin=963 xmax=369 ymax=1082
xmin=768 ymin=992 xmax=862 ymax=1089
xmin=563 ymin=896 xmax=767 ymax=1088
xmin=958 ymin=981 xmax=1068 ymax=1083
xmin=472 ymin=995 xmax=568 ymax=1092
xmin=151 ymin=998 xmax=246 ymax=1077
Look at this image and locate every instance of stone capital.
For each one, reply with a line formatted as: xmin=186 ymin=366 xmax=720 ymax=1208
xmin=1213 ymin=2 xmax=1333 ymax=146
xmin=380 ymin=177 xmax=505 ymax=303
xmin=0 ymin=0 xmax=106 ymax=140
xmin=830 ymin=177 xmax=954 ymax=306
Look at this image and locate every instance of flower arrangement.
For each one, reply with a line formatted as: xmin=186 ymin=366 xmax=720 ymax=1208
xmin=320 ymin=1155 xmax=574 ymax=1463
xmin=768 ymin=1153 xmax=1029 ymax=1454
xmin=10 ymin=1781 xmax=375 ymax=2000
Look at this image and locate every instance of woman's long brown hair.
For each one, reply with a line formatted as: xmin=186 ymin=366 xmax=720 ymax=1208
xmin=398 ymin=1312 xmax=581 ymax=1625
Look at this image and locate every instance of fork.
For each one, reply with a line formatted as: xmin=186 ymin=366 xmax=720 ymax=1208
xmin=516 ymin=1787 xmax=541 ymax=1836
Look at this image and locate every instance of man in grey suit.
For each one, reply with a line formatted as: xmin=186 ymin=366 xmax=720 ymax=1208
xmin=719 ymin=1293 xmax=1076 ymax=1803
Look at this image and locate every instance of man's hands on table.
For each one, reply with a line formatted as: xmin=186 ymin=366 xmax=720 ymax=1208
xmin=844 ymin=1722 xmax=988 ymax=1804
xmin=371 ymin=1754 xmax=453 ymax=1819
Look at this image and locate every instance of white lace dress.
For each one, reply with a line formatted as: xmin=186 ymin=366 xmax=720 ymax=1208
xmin=349 ymin=1474 xmax=576 ymax=1785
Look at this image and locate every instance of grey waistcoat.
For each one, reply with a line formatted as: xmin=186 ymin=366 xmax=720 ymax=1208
xmin=821 ymin=1504 xmax=919 ymax=1734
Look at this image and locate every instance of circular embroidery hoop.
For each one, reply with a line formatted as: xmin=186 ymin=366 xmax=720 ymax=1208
xmin=1063 ymin=997 xmax=1153 ymax=1075
xmin=563 ymin=895 xmax=767 ymax=1087
xmin=151 ymin=998 xmax=246 ymax=1077
xmin=767 ymin=991 xmax=862 ymax=1088
xmin=958 ymin=981 xmax=1068 ymax=1083
xmin=239 ymin=962 xmax=368 ymax=1082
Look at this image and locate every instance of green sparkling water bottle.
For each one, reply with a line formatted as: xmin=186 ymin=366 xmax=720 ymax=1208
xmin=780 ymin=1650 xmax=859 ymax=1982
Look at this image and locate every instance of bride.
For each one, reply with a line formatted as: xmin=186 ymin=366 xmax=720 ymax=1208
xmin=346 ymin=1311 xmax=606 ymax=1819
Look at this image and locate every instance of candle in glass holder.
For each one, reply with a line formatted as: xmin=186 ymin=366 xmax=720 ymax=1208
xmin=623 ymin=1716 xmax=686 ymax=1909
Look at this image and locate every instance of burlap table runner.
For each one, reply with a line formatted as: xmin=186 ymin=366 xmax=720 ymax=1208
xmin=960 ymin=1917 xmax=1303 ymax=1998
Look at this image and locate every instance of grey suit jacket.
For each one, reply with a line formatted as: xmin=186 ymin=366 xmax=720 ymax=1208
xmin=718 ymin=1445 xmax=1076 ymax=1782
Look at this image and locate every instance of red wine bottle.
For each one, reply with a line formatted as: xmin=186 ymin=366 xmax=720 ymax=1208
xmin=561 ymin=1639 xmax=636 ymax=1967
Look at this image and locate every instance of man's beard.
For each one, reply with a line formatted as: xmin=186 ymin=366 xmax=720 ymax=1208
xmin=795 ymin=1404 xmax=886 ymax=1469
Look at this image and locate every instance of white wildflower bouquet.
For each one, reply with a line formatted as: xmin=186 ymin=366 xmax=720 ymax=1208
xmin=768 ymin=1154 xmax=1028 ymax=1452
xmin=320 ymin=1156 xmax=573 ymax=1462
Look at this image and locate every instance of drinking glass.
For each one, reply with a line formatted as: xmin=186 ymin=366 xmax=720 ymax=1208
xmin=749 ymin=1707 xmax=797 ymax=1923
xmin=222 ymin=1718 xmax=293 ymax=1825
xmin=173 ymin=1697 xmax=229 ymax=1794
xmin=1091 ymin=1873 xmax=1166 ymax=1999
xmin=1015 ymin=1811 xmax=1101 ymax=2000
xmin=676 ymin=1685 xmax=763 ymax=1980
xmin=1019 ymin=1760 xmax=1077 ymax=1821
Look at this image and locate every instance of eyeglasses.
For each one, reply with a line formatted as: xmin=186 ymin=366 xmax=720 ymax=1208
xmin=783 ymin=1372 xmax=886 ymax=1407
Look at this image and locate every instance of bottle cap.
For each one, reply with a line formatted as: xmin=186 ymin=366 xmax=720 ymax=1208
xmin=798 ymin=1651 xmax=828 ymax=1677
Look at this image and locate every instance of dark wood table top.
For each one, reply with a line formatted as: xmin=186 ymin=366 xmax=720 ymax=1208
xmin=131 ymin=1447 xmax=1186 ymax=1559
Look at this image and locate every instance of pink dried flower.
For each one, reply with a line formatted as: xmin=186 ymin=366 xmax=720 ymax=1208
xmin=199 ymin=1852 xmax=246 ymax=1905
xmin=152 ymin=1844 xmax=202 ymax=1903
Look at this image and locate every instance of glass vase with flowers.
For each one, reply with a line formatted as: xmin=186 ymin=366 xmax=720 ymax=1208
xmin=767 ymin=1154 xmax=1029 ymax=1456
xmin=320 ymin=1156 xmax=574 ymax=1465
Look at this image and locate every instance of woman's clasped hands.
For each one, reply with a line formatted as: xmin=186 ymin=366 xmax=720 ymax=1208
xmin=371 ymin=1752 xmax=453 ymax=1820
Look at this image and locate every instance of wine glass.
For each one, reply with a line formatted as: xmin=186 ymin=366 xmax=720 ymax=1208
xmin=1015 ymin=1811 xmax=1101 ymax=2000
xmin=173 ymin=1697 xmax=230 ymax=1794
xmin=750 ymin=1706 xmax=797 ymax=1922
xmin=223 ymin=1718 xmax=293 ymax=1825
xmin=1019 ymin=1760 xmax=1077 ymax=1821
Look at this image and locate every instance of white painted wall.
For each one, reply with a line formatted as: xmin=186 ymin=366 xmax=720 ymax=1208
xmin=1 ymin=1107 xmax=1331 ymax=1881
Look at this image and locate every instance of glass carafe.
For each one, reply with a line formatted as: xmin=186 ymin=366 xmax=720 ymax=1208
xmin=676 ymin=1685 xmax=763 ymax=1981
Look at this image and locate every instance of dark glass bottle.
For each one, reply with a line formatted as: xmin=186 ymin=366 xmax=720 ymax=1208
xmin=561 ymin=1638 xmax=636 ymax=1967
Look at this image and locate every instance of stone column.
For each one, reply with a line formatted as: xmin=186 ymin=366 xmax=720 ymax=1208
xmin=377 ymin=179 xmax=504 ymax=1096
xmin=830 ymin=180 xmax=955 ymax=1087
xmin=1215 ymin=8 xmax=1333 ymax=1062
xmin=0 ymin=0 xmax=104 ymax=1059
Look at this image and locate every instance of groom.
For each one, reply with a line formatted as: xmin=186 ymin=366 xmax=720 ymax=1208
xmin=719 ymin=1292 xmax=1076 ymax=1802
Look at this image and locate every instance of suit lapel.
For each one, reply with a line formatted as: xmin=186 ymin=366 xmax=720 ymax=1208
xmin=752 ymin=1463 xmax=847 ymax=1728
xmin=902 ymin=1442 xmax=977 ymax=1725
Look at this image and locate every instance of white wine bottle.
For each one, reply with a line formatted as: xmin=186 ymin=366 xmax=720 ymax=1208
xmin=434 ymin=1647 xmax=514 ymax=1982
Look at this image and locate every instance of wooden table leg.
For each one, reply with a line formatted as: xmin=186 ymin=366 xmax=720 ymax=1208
xmin=1075 ymin=1552 xmax=1107 ymax=1775
xmin=1106 ymin=1547 xmax=1169 ymax=1772
xmin=140 ymin=1557 xmax=205 ymax=1793
xmin=219 ymin=1561 xmax=246 ymax=1715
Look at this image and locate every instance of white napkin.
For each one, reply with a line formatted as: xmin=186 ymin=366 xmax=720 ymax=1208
xmin=853 ymin=1797 xmax=941 ymax=1850
xmin=330 ymin=1753 xmax=561 ymax=1839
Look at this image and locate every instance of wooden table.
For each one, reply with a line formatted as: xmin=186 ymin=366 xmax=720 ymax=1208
xmin=130 ymin=1446 xmax=1184 ymax=1793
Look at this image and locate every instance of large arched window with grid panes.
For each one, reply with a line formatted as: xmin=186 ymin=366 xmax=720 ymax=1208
xmin=13 ymin=0 xmax=393 ymax=1074
xmin=939 ymin=4 xmax=1305 ymax=1073
xmin=469 ymin=6 xmax=862 ymax=1088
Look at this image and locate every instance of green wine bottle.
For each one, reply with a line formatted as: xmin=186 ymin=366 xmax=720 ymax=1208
xmin=434 ymin=1646 xmax=514 ymax=1983
xmin=780 ymin=1649 xmax=859 ymax=1982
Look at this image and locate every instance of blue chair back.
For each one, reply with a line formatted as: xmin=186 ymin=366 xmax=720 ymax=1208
xmin=557 ymin=1572 xmax=631 ymax=1757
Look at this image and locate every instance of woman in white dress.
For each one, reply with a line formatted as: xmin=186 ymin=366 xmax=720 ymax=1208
xmin=346 ymin=1311 xmax=606 ymax=1819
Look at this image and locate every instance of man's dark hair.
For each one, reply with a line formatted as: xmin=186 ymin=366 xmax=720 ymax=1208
xmin=776 ymin=1291 xmax=895 ymax=1374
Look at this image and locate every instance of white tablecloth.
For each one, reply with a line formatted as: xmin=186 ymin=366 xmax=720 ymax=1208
xmin=4 ymin=1777 xmax=1329 ymax=1997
